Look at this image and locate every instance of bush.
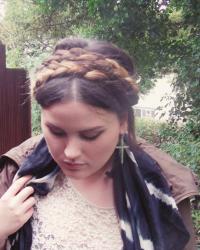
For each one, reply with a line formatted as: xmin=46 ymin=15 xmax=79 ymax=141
xmin=136 ymin=118 xmax=200 ymax=177
xmin=31 ymin=101 xmax=41 ymax=135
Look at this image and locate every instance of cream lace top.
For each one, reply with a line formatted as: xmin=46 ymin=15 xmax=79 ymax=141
xmin=31 ymin=173 xmax=123 ymax=250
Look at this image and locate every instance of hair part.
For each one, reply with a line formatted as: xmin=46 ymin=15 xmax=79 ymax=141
xmin=36 ymin=76 xmax=130 ymax=121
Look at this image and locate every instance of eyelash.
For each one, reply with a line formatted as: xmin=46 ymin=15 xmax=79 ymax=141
xmin=80 ymin=132 xmax=102 ymax=141
xmin=50 ymin=130 xmax=66 ymax=137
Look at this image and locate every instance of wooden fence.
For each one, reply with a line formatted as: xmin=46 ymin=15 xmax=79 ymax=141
xmin=0 ymin=43 xmax=31 ymax=155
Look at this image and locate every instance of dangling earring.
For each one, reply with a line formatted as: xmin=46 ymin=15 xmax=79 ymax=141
xmin=116 ymin=133 xmax=129 ymax=165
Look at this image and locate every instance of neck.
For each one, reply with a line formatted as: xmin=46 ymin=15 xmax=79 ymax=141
xmin=69 ymin=161 xmax=114 ymax=208
xmin=70 ymin=164 xmax=113 ymax=191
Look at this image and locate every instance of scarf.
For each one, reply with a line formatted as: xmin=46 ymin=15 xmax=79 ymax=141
xmin=8 ymin=137 xmax=189 ymax=250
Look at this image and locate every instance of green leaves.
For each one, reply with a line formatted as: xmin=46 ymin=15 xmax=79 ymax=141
xmin=136 ymin=117 xmax=200 ymax=177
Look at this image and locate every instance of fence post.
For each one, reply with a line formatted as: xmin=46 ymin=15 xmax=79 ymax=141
xmin=0 ymin=42 xmax=31 ymax=154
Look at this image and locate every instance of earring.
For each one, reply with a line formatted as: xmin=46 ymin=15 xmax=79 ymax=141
xmin=116 ymin=134 xmax=129 ymax=165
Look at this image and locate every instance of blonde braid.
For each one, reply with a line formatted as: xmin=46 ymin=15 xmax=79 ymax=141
xmin=33 ymin=48 xmax=139 ymax=97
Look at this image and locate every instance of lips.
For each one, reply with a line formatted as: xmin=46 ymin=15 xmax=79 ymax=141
xmin=63 ymin=161 xmax=86 ymax=170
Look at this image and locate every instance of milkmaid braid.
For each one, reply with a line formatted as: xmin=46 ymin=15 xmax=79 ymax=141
xmin=33 ymin=38 xmax=139 ymax=107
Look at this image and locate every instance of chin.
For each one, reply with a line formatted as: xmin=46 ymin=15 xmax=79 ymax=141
xmin=60 ymin=168 xmax=87 ymax=179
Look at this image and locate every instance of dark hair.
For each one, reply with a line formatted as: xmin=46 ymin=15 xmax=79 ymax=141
xmin=33 ymin=37 xmax=139 ymax=142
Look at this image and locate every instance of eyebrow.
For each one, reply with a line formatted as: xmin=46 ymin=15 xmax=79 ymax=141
xmin=45 ymin=122 xmax=104 ymax=133
xmin=79 ymin=126 xmax=105 ymax=133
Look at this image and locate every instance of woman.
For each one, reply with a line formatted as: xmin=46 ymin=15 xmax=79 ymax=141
xmin=0 ymin=38 xmax=192 ymax=250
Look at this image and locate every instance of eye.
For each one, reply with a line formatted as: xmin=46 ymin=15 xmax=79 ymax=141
xmin=49 ymin=127 xmax=66 ymax=137
xmin=80 ymin=131 xmax=103 ymax=141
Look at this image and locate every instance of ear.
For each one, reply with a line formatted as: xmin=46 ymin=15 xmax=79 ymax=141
xmin=119 ymin=113 xmax=128 ymax=134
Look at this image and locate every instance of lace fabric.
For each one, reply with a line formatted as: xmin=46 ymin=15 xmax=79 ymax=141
xmin=31 ymin=173 xmax=123 ymax=250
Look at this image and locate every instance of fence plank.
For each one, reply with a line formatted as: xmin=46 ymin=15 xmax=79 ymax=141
xmin=0 ymin=43 xmax=31 ymax=154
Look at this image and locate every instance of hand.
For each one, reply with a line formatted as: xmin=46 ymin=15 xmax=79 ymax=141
xmin=0 ymin=176 xmax=36 ymax=240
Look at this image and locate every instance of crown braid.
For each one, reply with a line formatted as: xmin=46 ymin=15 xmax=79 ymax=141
xmin=33 ymin=47 xmax=139 ymax=100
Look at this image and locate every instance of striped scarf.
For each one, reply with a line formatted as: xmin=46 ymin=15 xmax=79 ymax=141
xmin=9 ymin=138 xmax=189 ymax=250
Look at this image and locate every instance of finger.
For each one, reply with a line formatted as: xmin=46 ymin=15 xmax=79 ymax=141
xmin=14 ymin=186 xmax=35 ymax=203
xmin=1 ymin=176 xmax=32 ymax=200
xmin=21 ymin=196 xmax=36 ymax=213
xmin=22 ymin=207 xmax=34 ymax=223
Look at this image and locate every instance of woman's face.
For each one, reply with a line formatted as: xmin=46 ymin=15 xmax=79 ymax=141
xmin=41 ymin=101 xmax=127 ymax=180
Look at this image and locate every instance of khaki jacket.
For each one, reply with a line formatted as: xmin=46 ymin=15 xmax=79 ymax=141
xmin=0 ymin=135 xmax=199 ymax=249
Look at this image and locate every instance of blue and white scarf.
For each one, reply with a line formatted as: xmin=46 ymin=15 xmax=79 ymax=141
xmin=9 ymin=138 xmax=189 ymax=250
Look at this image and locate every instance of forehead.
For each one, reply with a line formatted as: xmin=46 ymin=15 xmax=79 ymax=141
xmin=41 ymin=101 xmax=119 ymax=129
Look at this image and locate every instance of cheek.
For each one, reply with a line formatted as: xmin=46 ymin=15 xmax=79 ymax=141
xmin=42 ymin=129 xmax=64 ymax=158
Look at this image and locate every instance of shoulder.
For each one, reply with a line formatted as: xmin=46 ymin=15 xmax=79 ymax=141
xmin=137 ymin=137 xmax=199 ymax=204
xmin=0 ymin=135 xmax=43 ymax=197
xmin=2 ymin=134 xmax=43 ymax=166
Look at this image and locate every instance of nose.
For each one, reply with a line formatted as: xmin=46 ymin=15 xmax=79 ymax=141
xmin=64 ymin=137 xmax=81 ymax=161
